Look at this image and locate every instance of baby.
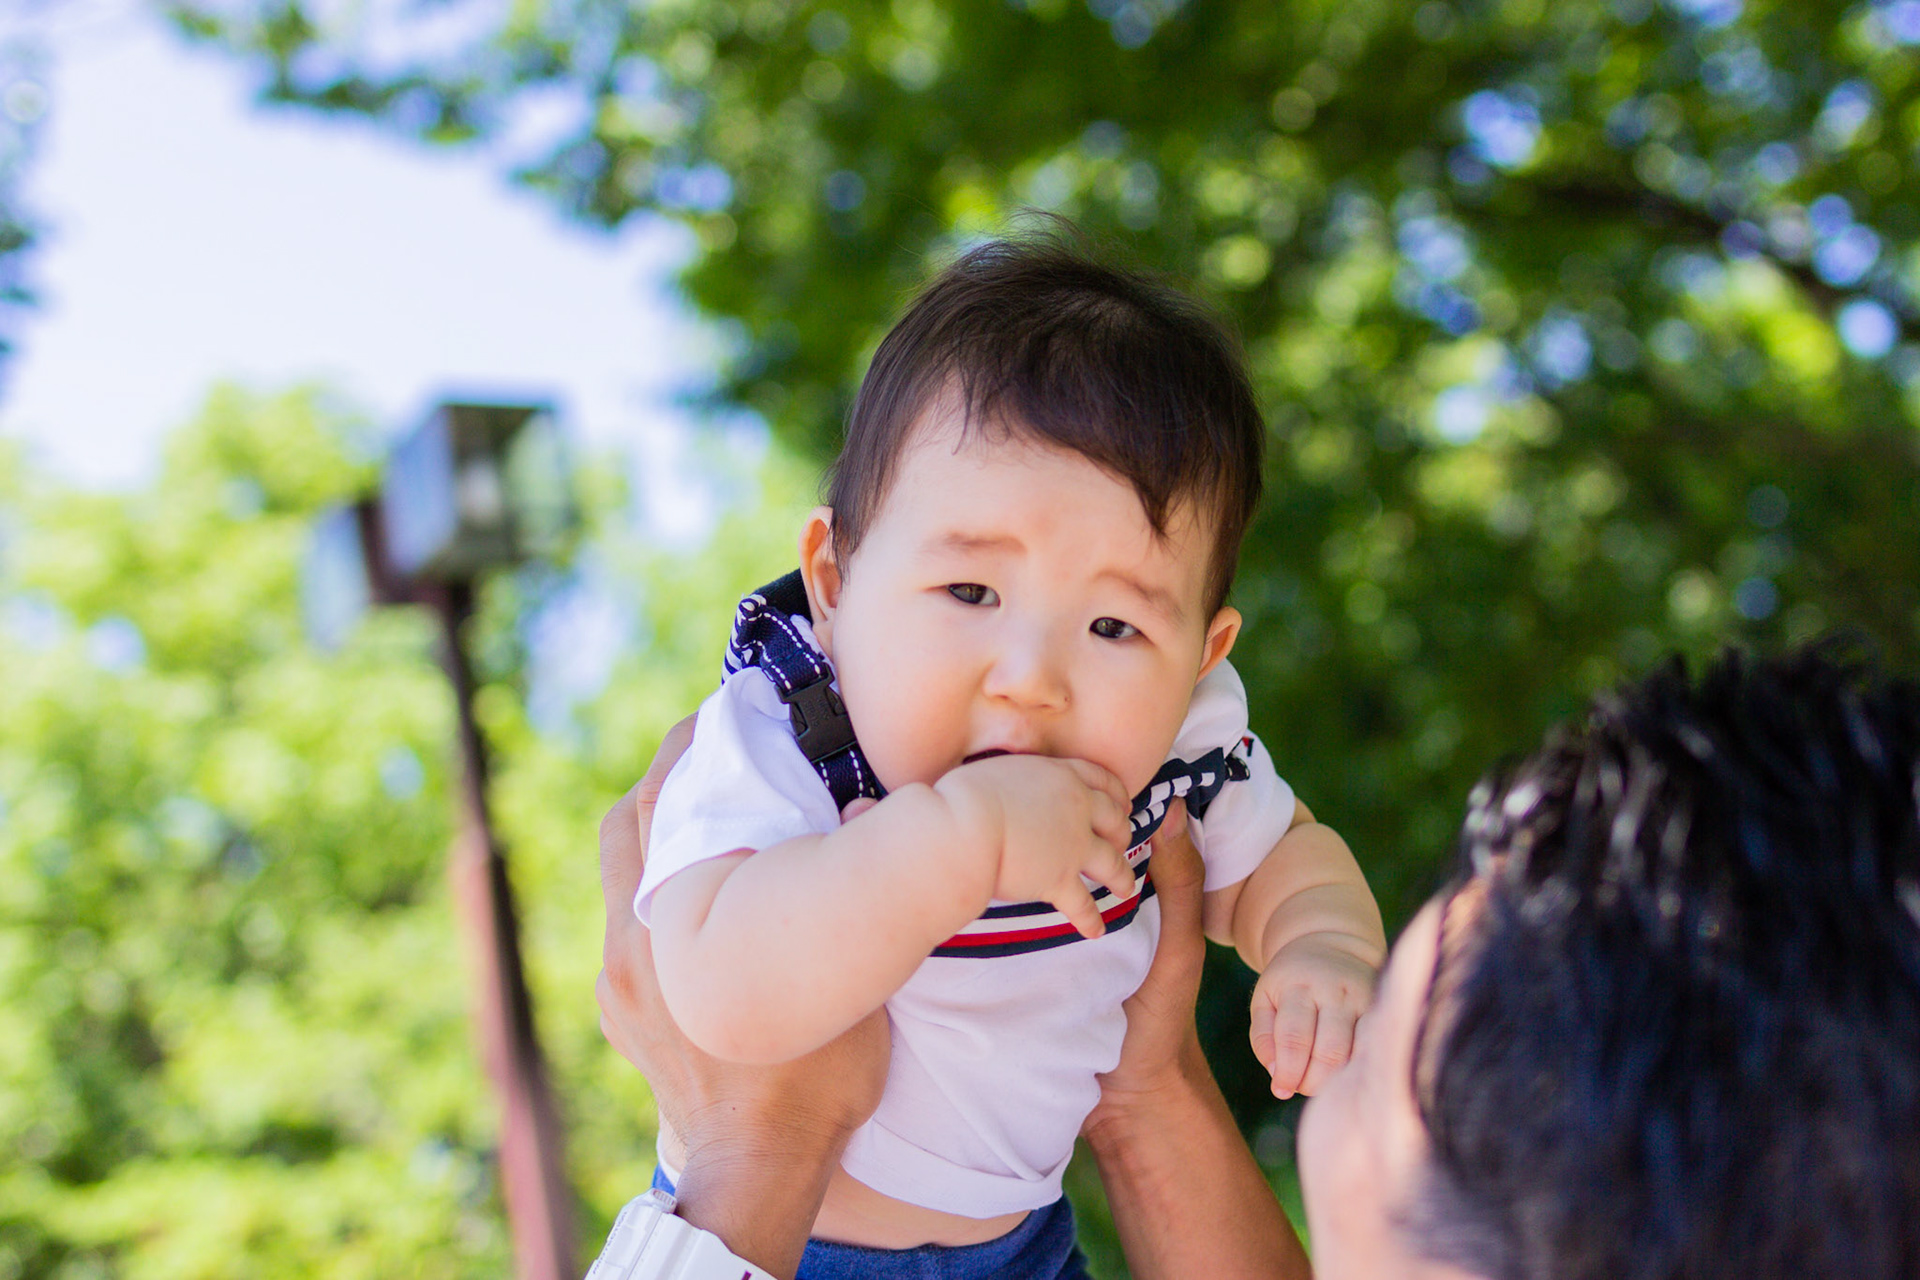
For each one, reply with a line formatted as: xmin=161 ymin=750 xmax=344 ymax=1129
xmin=636 ymin=239 xmax=1385 ymax=1271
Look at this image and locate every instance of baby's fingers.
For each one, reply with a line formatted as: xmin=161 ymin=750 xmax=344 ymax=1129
xmin=1249 ymin=1002 xmax=1277 ymax=1079
xmin=1295 ymin=1004 xmax=1360 ymax=1097
xmin=1087 ymin=790 xmax=1134 ymax=855
xmin=1065 ymin=758 xmax=1135 ymax=839
xmin=1049 ymin=880 xmax=1108 ymax=941
xmin=1265 ymin=987 xmax=1318 ymax=1100
xmin=1082 ymin=839 xmax=1137 ymax=905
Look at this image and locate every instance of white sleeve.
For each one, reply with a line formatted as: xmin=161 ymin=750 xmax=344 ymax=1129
xmin=1173 ymin=661 xmax=1298 ymax=893
xmin=634 ymin=667 xmax=843 ymax=924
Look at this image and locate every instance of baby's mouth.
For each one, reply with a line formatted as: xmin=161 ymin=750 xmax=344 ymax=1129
xmin=962 ymin=748 xmax=1014 ymax=765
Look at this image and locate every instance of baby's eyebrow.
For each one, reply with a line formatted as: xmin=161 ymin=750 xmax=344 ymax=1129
xmin=1097 ymin=568 xmax=1185 ymax=625
xmin=928 ymin=531 xmax=1023 ymax=555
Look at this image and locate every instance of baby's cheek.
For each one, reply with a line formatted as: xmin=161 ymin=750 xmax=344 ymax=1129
xmin=842 ymin=713 xmax=916 ymax=791
xmin=842 ymin=685 xmax=956 ymax=792
xmin=1093 ymin=709 xmax=1191 ymax=798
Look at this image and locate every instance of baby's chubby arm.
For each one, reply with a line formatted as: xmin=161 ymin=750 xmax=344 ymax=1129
xmin=1200 ymin=801 xmax=1386 ymax=1099
xmin=649 ymin=753 xmax=1137 ymax=1065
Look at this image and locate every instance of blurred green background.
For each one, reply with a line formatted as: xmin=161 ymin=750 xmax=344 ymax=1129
xmin=3 ymin=0 xmax=1919 ymax=1273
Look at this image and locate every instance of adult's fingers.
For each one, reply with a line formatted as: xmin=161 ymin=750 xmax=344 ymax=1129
xmin=598 ymin=789 xmax=647 ymax=928
xmin=1146 ymin=801 xmax=1205 ymax=957
xmin=1085 ymin=800 xmax=1205 ymax=1131
xmin=599 ymin=714 xmax=696 ymax=919
xmin=1121 ymin=801 xmax=1204 ymax=1026
xmin=1266 ymin=988 xmax=1318 ymax=1100
xmin=641 ymin=714 xmax=699 ymax=808
xmin=1295 ymin=1005 xmax=1359 ymax=1098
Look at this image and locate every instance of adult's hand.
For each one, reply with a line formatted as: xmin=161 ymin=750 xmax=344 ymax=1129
xmin=597 ymin=714 xmax=889 ymax=1278
xmin=1083 ymin=801 xmax=1312 ymax=1280
xmin=1088 ymin=800 xmax=1212 ymax=1121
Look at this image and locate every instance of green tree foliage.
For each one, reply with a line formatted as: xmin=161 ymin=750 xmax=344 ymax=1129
xmin=0 ymin=388 xmax=504 ymax=1276
xmin=162 ymin=0 xmax=1920 ymax=1136
xmin=0 ymin=385 xmax=824 ymax=1274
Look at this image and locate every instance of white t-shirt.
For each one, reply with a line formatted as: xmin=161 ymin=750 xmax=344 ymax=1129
xmin=638 ymin=650 xmax=1295 ymax=1217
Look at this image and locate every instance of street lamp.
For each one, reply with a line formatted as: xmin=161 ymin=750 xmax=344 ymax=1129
xmin=305 ymin=400 xmax=579 ymax=1280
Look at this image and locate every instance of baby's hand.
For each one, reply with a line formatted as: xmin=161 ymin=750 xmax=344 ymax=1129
xmin=1250 ymin=934 xmax=1379 ymax=1099
xmin=935 ymin=754 xmax=1136 ymax=939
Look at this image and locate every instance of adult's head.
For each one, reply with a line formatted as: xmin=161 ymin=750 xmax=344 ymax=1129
xmin=1300 ymin=645 xmax=1920 ymax=1279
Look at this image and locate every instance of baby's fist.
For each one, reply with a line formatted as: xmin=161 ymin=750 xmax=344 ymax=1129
xmin=1249 ymin=935 xmax=1379 ymax=1099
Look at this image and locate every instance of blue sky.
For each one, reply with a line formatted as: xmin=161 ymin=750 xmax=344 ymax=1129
xmin=0 ymin=2 xmax=765 ymax=722
xmin=0 ymin=0 xmax=718 ymax=544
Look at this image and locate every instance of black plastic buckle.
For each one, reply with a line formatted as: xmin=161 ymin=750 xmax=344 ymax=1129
xmin=779 ymin=675 xmax=857 ymax=764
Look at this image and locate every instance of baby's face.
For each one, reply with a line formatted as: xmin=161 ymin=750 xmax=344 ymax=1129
xmin=803 ymin=392 xmax=1239 ymax=801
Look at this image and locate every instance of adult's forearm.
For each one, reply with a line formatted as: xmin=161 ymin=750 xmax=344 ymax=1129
xmin=1086 ymin=1041 xmax=1312 ymax=1280
xmin=669 ymin=1130 xmax=844 ymax=1279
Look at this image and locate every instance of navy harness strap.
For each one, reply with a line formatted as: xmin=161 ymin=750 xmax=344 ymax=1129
xmin=725 ymin=571 xmax=1252 ymax=847
xmin=1127 ymin=744 xmax=1251 ymax=848
xmin=726 ymin=570 xmax=883 ymax=808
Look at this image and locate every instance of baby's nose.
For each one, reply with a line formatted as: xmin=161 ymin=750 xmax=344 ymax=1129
xmin=982 ymin=631 xmax=1070 ymax=711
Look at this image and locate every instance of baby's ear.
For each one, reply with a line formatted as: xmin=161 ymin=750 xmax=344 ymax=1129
xmin=797 ymin=507 xmax=842 ymax=653
xmin=1196 ymin=606 xmax=1241 ymax=683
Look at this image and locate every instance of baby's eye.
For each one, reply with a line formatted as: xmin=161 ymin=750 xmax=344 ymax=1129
xmin=1090 ymin=617 xmax=1138 ymax=640
xmin=947 ymin=583 xmax=999 ymax=607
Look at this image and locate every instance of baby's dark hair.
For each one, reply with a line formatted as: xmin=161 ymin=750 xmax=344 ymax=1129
xmin=1407 ymin=643 xmax=1920 ymax=1279
xmin=825 ymin=233 xmax=1265 ymax=615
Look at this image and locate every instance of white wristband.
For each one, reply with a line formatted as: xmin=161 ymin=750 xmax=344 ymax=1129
xmin=584 ymin=1188 xmax=781 ymax=1280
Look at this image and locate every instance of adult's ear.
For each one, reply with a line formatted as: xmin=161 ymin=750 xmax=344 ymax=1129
xmin=797 ymin=507 xmax=842 ymax=654
xmin=1196 ymin=605 xmax=1241 ymax=683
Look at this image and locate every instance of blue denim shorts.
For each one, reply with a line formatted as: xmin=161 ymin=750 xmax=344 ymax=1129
xmin=650 ymin=1167 xmax=1090 ymax=1280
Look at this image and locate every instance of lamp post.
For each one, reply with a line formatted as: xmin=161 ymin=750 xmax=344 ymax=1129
xmin=306 ymin=402 xmax=578 ymax=1280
